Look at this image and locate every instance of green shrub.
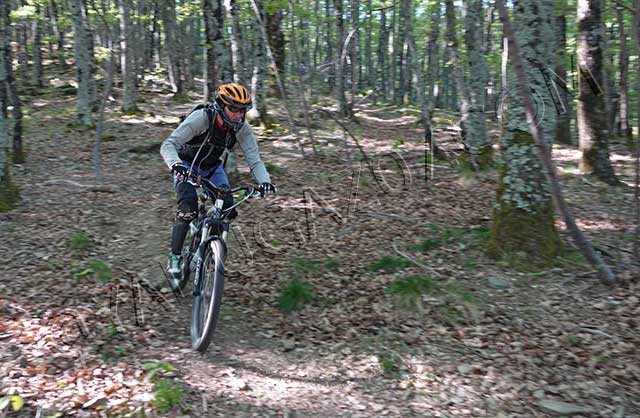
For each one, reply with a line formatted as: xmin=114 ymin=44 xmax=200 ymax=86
xmin=292 ymin=257 xmax=338 ymax=273
xmin=368 ymin=256 xmax=410 ymax=273
xmin=153 ymin=379 xmax=183 ymax=413
xmin=278 ymin=279 xmax=313 ymax=312
xmin=377 ymin=351 xmax=402 ymax=376
xmin=387 ymin=275 xmax=435 ymax=310
xmin=68 ymin=231 xmax=91 ymax=255
xmin=413 ymin=238 xmax=442 ymax=252
xmin=73 ymin=259 xmax=112 ymax=282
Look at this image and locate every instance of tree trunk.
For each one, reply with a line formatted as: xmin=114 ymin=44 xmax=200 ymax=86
xmin=577 ymin=0 xmax=617 ymax=184
xmin=68 ymin=0 xmax=94 ymax=127
xmin=389 ymin=2 xmax=396 ymax=101
xmin=495 ymin=0 xmax=615 ymax=285
xmin=554 ymin=9 xmax=573 ymax=145
xmin=249 ymin=0 xmax=267 ymax=125
xmin=203 ymin=0 xmax=225 ymax=99
xmin=365 ymin=0 xmax=373 ymax=90
xmin=444 ymin=0 xmax=470 ymax=150
xmin=50 ymin=0 xmax=67 ymax=70
xmin=421 ymin=0 xmax=440 ymax=151
xmin=398 ymin=0 xmax=410 ymax=104
xmin=120 ymin=0 xmax=138 ymax=112
xmin=267 ymin=8 xmax=285 ymax=81
xmin=349 ymin=0 xmax=360 ymax=96
xmin=463 ymin=0 xmax=491 ymax=167
xmin=376 ymin=7 xmax=387 ymax=99
xmin=226 ymin=0 xmax=246 ymax=83
xmin=0 ymin=8 xmax=19 ymax=212
xmin=162 ymin=0 xmax=183 ymax=95
xmin=325 ymin=0 xmax=334 ymax=90
xmin=249 ymin=0 xmax=307 ymax=158
xmin=488 ymin=0 xmax=562 ymax=267
xmin=616 ymin=5 xmax=633 ymax=144
xmin=334 ymin=0 xmax=350 ymax=117
xmin=32 ymin=3 xmax=43 ymax=88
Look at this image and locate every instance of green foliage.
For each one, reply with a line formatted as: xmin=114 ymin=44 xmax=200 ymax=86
xmin=392 ymin=137 xmax=405 ymax=148
xmin=412 ymin=238 xmax=443 ymax=252
xmin=73 ymin=259 xmax=112 ymax=282
xmin=292 ymin=257 xmax=338 ymax=273
xmin=265 ymin=161 xmax=284 ymax=175
xmin=386 ymin=275 xmax=435 ymax=310
xmin=152 ymin=379 xmax=183 ymax=414
xmin=144 ymin=362 xmax=176 ymax=381
xmin=277 ymin=279 xmax=313 ymax=312
xmin=377 ymin=350 xmax=402 ymax=376
xmin=368 ymin=256 xmax=410 ymax=273
xmin=68 ymin=231 xmax=92 ymax=255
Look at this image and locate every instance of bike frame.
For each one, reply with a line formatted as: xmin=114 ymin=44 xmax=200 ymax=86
xmin=185 ymin=176 xmax=258 ymax=297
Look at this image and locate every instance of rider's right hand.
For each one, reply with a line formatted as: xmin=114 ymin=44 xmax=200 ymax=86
xmin=171 ymin=162 xmax=189 ymax=179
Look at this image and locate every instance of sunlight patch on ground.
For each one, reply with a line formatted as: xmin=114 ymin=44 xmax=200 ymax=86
xmin=552 ymin=146 xmax=582 ymax=162
xmin=556 ymin=218 xmax=629 ymax=232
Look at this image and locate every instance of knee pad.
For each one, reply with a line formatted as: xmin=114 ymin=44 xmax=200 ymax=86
xmin=222 ymin=193 xmax=238 ymax=220
xmin=176 ymin=181 xmax=198 ymax=221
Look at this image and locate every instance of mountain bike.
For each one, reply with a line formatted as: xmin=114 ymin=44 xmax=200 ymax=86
xmin=173 ymin=174 xmax=262 ymax=352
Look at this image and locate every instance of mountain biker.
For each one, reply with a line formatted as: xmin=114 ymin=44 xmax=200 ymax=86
xmin=160 ymin=82 xmax=276 ymax=290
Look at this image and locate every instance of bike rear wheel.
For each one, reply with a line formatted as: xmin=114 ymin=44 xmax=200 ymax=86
xmin=190 ymin=238 xmax=226 ymax=352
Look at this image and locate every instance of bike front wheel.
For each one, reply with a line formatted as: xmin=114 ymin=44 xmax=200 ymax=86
xmin=190 ymin=238 xmax=226 ymax=352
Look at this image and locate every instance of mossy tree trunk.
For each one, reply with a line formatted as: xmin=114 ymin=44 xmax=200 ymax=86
xmin=577 ymin=0 xmax=617 ymax=184
xmin=489 ymin=0 xmax=562 ymax=266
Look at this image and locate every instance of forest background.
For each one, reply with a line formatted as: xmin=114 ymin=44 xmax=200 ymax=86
xmin=0 ymin=0 xmax=639 ymax=417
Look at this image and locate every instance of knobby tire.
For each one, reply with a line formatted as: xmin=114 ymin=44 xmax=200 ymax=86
xmin=190 ymin=238 xmax=225 ymax=352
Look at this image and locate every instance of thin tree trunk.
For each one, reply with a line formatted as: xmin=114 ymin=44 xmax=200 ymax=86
xmin=69 ymin=0 xmax=94 ymax=127
xmin=162 ymin=0 xmax=183 ymax=95
xmin=421 ymin=0 xmax=440 ymax=154
xmin=376 ymin=7 xmax=387 ymax=99
xmin=250 ymin=0 xmax=307 ymax=158
xmin=398 ymin=0 xmax=410 ymax=104
xmin=444 ymin=0 xmax=470 ymax=151
xmin=496 ymin=0 xmax=615 ymax=285
xmin=203 ymin=0 xmax=224 ymax=98
xmin=630 ymin=0 xmax=640 ymax=259
xmin=325 ymin=0 xmax=334 ymax=90
xmin=577 ymin=0 xmax=617 ymax=184
xmin=0 ymin=3 xmax=18 ymax=211
xmin=616 ymin=5 xmax=633 ymax=143
xmin=2 ymin=2 xmax=24 ymax=163
xmin=289 ymin=0 xmax=318 ymax=156
xmin=120 ymin=0 xmax=138 ymax=112
xmin=365 ymin=0 xmax=373 ymax=90
xmin=464 ymin=0 xmax=490 ymax=167
xmin=349 ymin=0 xmax=360 ymax=96
xmin=334 ymin=0 xmax=350 ymax=117
xmin=555 ymin=10 xmax=573 ymax=145
xmin=32 ymin=3 xmax=43 ymax=88
xmin=226 ymin=0 xmax=245 ymax=83
xmin=50 ymin=0 xmax=67 ymax=70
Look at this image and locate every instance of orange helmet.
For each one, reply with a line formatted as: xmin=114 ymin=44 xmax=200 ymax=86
xmin=214 ymin=83 xmax=252 ymax=110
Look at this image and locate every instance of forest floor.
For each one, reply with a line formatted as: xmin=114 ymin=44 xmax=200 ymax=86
xmin=1 ymin=80 xmax=639 ymax=418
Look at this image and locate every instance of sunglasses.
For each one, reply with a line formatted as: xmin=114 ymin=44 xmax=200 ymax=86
xmin=226 ymin=105 xmax=246 ymax=114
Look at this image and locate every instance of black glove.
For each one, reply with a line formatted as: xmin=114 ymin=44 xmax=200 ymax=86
xmin=171 ymin=162 xmax=189 ymax=179
xmin=260 ymin=182 xmax=277 ymax=197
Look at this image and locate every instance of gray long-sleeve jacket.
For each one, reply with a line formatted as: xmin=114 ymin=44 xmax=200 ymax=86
xmin=160 ymin=108 xmax=271 ymax=184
